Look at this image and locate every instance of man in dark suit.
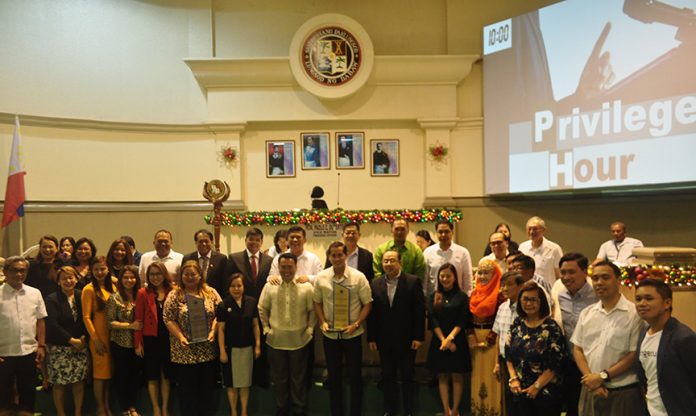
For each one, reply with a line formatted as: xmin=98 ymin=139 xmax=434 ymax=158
xmin=181 ymin=229 xmax=227 ymax=297
xmin=372 ymin=142 xmax=390 ymax=174
xmin=367 ymin=249 xmax=425 ymax=416
xmin=226 ymin=227 xmax=273 ymax=300
xmin=225 ymin=227 xmax=274 ymax=388
xmin=324 ymin=222 xmax=374 ymax=282
xmin=635 ymin=278 xmax=696 ymax=416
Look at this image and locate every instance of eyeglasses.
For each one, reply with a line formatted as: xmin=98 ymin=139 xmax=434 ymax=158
xmin=520 ymin=297 xmax=540 ymax=304
xmin=9 ymin=268 xmax=28 ymax=274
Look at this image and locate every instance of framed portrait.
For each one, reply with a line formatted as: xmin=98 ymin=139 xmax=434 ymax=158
xmin=370 ymin=139 xmax=399 ymax=176
xmin=300 ymin=132 xmax=330 ymax=170
xmin=266 ymin=141 xmax=295 ymax=178
xmin=335 ymin=132 xmax=365 ymax=169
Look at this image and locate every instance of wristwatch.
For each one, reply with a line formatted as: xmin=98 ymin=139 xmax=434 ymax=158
xmin=599 ymin=370 xmax=610 ymax=382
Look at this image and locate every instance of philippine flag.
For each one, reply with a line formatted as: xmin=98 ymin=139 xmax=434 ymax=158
xmin=2 ymin=116 xmax=26 ymax=228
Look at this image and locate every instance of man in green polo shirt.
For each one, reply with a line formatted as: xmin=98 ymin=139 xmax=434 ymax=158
xmin=373 ymin=219 xmax=426 ymax=284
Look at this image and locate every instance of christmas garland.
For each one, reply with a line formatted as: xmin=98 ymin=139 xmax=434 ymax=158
xmin=204 ymin=209 xmax=693 ymax=288
xmin=616 ymin=264 xmax=695 ymax=288
xmin=206 ymin=208 xmax=462 ymax=227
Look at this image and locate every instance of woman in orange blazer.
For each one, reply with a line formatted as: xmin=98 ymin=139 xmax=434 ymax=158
xmin=135 ymin=262 xmax=173 ymax=416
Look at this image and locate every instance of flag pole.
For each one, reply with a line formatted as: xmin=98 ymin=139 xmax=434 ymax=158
xmin=17 ymin=115 xmax=25 ymax=254
xmin=13 ymin=114 xmax=25 ymax=254
xmin=19 ymin=216 xmax=25 ymax=254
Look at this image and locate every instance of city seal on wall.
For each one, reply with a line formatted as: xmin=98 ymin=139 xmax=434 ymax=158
xmin=289 ymin=14 xmax=374 ymax=100
xmin=301 ymin=26 xmax=361 ymax=86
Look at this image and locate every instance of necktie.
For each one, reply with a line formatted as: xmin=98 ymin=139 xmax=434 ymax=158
xmin=200 ymin=256 xmax=209 ymax=279
xmin=250 ymin=255 xmax=258 ymax=280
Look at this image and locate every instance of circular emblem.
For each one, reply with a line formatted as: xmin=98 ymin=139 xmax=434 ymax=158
xmin=289 ymin=14 xmax=374 ymax=100
xmin=202 ymin=179 xmax=230 ymax=204
xmin=301 ymin=26 xmax=361 ymax=87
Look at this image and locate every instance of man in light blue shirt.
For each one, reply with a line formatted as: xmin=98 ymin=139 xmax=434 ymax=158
xmin=552 ymin=253 xmax=597 ymax=416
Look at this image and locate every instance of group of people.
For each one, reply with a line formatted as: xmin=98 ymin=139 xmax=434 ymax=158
xmin=0 ymin=216 xmax=694 ymax=416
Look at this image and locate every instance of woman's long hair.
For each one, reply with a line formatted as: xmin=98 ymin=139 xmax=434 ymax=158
xmin=106 ymin=239 xmax=134 ymax=270
xmin=433 ymin=262 xmax=461 ymax=311
xmin=145 ymin=261 xmax=173 ymax=294
xmin=116 ymin=265 xmax=141 ymax=302
xmin=89 ymin=255 xmax=114 ymax=311
xmin=174 ymin=260 xmax=213 ymax=300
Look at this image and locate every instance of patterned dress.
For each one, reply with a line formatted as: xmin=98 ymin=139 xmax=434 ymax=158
xmin=46 ymin=290 xmax=88 ymax=385
xmin=505 ymin=317 xmax=567 ymax=407
xmin=469 ymin=294 xmax=504 ymax=416
xmin=163 ymin=288 xmax=222 ymax=364
xmin=106 ymin=292 xmax=136 ymax=348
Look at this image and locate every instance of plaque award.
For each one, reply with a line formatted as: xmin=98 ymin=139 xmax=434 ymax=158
xmin=330 ymin=282 xmax=351 ymax=332
xmin=186 ymin=294 xmax=209 ymax=344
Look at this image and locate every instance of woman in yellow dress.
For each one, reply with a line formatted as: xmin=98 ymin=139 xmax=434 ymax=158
xmin=81 ymin=255 xmax=116 ymax=416
xmin=467 ymin=259 xmax=503 ymax=416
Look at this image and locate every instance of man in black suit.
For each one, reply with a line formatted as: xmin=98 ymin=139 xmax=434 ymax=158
xmin=367 ymin=250 xmax=425 ymax=416
xmin=225 ymin=227 xmax=274 ymax=388
xmin=324 ymin=222 xmax=374 ymax=282
xmin=373 ymin=142 xmax=390 ymax=174
xmin=226 ymin=227 xmax=273 ymax=300
xmin=181 ymin=229 xmax=227 ymax=297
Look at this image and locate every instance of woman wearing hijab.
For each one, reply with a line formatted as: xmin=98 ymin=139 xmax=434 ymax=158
xmin=467 ymin=259 xmax=504 ymax=416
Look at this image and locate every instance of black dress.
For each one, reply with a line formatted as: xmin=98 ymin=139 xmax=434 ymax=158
xmin=426 ymin=290 xmax=473 ymax=373
xmin=143 ymin=298 xmax=173 ymax=380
